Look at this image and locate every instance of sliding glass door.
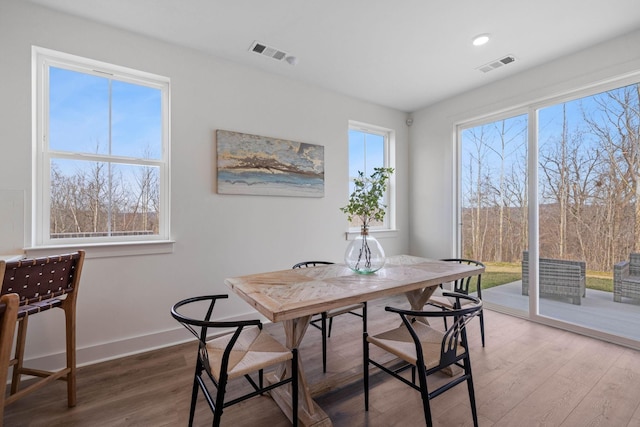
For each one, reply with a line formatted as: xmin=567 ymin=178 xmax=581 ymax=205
xmin=459 ymin=79 xmax=640 ymax=347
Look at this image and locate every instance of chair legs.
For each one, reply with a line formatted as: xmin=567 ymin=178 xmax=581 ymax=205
xmin=466 ymin=361 xmax=479 ymax=427
xmin=8 ymin=307 xmax=77 ymax=408
xmin=188 ymin=372 xmax=200 ymax=427
xmin=321 ymin=313 xmax=328 ymax=373
xmin=0 ymin=293 xmax=19 ymax=427
xmin=10 ymin=317 xmax=28 ymax=395
xmin=319 ymin=304 xmax=367 ymax=373
xmin=416 ymin=366 xmax=433 ymax=427
xmin=291 ymin=348 xmax=299 ymax=427
xmin=364 ymin=335 xmax=435 ymax=426
xmin=479 ymin=310 xmax=485 ymax=347
xmin=64 ymin=305 xmax=77 ymax=407
xmin=188 ymin=350 xmax=299 ymax=427
xmin=363 ymin=331 xmax=369 ymax=411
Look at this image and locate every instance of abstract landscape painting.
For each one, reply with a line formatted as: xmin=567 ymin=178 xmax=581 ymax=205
xmin=216 ymin=130 xmax=324 ymax=197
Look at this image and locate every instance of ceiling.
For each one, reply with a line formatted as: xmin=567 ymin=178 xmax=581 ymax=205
xmin=26 ymin=0 xmax=640 ymax=112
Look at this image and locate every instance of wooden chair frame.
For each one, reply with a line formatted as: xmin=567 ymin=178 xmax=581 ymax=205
xmin=0 ymin=251 xmax=85 ymax=409
xmin=0 ymin=292 xmax=19 ymax=427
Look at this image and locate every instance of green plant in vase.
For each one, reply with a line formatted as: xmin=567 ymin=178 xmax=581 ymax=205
xmin=340 ymin=167 xmax=394 ymax=273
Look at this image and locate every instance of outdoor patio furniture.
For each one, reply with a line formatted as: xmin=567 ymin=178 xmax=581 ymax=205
xmin=521 ymin=251 xmax=586 ymax=305
xmin=613 ymin=253 xmax=640 ymax=303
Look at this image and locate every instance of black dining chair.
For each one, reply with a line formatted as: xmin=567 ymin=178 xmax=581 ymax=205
xmin=292 ymin=261 xmax=366 ymax=373
xmin=427 ymin=258 xmax=486 ymax=347
xmin=364 ymin=292 xmax=482 ymax=427
xmin=171 ymin=294 xmax=298 ymax=427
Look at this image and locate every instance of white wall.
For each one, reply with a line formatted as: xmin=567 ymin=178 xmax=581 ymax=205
xmin=408 ymin=28 xmax=640 ymax=259
xmin=0 ymin=1 xmax=410 ymax=367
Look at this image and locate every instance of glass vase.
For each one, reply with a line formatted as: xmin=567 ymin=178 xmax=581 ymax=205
xmin=344 ymin=227 xmax=386 ymax=274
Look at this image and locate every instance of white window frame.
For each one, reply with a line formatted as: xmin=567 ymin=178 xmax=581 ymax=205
xmin=31 ymin=47 xmax=172 ymax=254
xmin=347 ymin=120 xmax=396 ymax=238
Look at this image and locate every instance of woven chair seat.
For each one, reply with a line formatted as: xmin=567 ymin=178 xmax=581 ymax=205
xmin=16 ymin=298 xmax=65 ymax=317
xmin=325 ymin=303 xmax=365 ymax=318
xmin=367 ymin=322 xmax=464 ymax=369
xmin=206 ymin=325 xmax=292 ymax=380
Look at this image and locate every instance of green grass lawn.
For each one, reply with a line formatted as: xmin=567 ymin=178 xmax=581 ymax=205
xmin=481 ymin=261 xmax=613 ymax=292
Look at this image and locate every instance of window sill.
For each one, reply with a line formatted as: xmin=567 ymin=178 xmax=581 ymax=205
xmin=24 ymin=240 xmax=175 ymax=259
xmin=345 ymin=229 xmax=399 ymax=240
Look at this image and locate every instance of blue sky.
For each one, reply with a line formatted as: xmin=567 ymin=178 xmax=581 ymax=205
xmin=348 ymin=129 xmax=384 ymax=177
xmin=49 ymin=66 xmax=162 ymax=160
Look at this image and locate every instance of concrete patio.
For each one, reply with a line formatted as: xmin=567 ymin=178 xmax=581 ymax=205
xmin=482 ymin=280 xmax=640 ymax=342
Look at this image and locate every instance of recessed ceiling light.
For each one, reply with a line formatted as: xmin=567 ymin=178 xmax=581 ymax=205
xmin=472 ymin=34 xmax=490 ymax=46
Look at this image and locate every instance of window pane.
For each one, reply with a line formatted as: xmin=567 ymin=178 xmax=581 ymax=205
xmin=348 ymin=130 xmax=365 ymax=177
xmin=49 ymin=67 xmax=109 ymax=154
xmin=112 ymin=81 xmax=162 ymax=159
xmin=364 ymin=133 xmax=384 ymax=174
xmin=460 ymin=114 xmax=528 ymax=311
xmin=50 ymin=159 xmax=159 ymax=239
xmin=347 ymin=124 xmax=392 ymax=230
xmin=531 ymin=83 xmax=640 ymax=340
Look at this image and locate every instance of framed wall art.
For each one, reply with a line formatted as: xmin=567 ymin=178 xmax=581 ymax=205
xmin=216 ymin=130 xmax=324 ymax=197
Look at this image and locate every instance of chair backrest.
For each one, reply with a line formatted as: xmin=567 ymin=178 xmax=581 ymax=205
xmin=171 ymin=294 xmax=262 ymax=379
xmin=1 ymin=252 xmax=85 ymax=312
xmin=292 ymin=261 xmax=334 ymax=269
xmin=387 ymin=293 xmax=482 ymax=368
xmin=441 ymin=258 xmax=485 ymax=298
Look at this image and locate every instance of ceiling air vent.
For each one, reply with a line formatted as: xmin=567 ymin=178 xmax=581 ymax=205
xmin=477 ymin=55 xmax=516 ymax=73
xmin=249 ymin=41 xmax=287 ymax=61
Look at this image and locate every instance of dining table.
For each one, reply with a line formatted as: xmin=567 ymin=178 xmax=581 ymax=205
xmin=224 ymin=254 xmax=484 ymax=427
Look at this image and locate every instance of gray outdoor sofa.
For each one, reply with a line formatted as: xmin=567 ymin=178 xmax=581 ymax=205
xmin=521 ymin=251 xmax=586 ymax=305
xmin=613 ymin=253 xmax=640 ymax=303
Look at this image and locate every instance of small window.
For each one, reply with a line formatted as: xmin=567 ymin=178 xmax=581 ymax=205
xmin=347 ymin=121 xmax=395 ymax=231
xmin=33 ymin=47 xmax=170 ymax=246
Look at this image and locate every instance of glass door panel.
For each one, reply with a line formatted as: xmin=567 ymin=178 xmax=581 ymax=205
xmin=460 ymin=114 xmax=528 ymax=314
xmin=537 ymin=84 xmax=640 ymax=340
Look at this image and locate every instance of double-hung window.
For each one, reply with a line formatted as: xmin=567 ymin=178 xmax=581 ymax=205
xmin=347 ymin=121 xmax=395 ymax=232
xmin=33 ymin=47 xmax=170 ymax=248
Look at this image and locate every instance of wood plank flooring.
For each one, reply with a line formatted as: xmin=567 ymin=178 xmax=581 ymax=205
xmin=4 ymin=294 xmax=640 ymax=426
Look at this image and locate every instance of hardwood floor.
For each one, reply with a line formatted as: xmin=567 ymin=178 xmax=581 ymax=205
xmin=4 ymin=294 xmax=640 ymax=426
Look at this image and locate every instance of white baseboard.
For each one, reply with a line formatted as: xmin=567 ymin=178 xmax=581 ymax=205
xmin=22 ymin=312 xmax=268 ymax=371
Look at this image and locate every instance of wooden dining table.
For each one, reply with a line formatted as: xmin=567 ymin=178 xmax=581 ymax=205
xmin=225 ymin=254 xmax=484 ymax=427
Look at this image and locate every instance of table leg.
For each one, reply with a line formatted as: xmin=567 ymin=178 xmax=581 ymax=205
xmin=266 ymin=315 xmax=332 ymax=427
xmin=405 ymin=286 xmax=437 ymax=312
